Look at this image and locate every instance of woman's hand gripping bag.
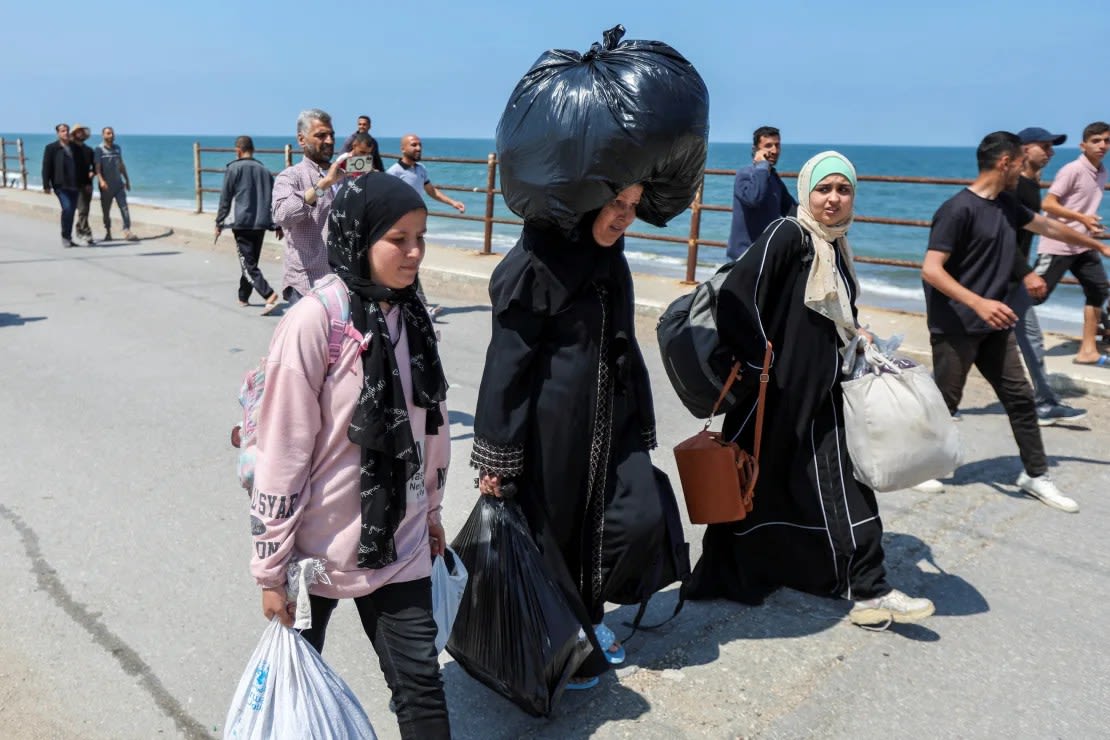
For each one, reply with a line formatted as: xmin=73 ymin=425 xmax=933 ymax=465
xmin=841 ymin=345 xmax=961 ymax=492
xmin=446 ymin=495 xmax=592 ymax=717
xmin=224 ymin=560 xmax=377 ymax=739
xmin=431 ymin=546 xmax=468 ymax=654
xmin=496 ymin=24 xmax=709 ymax=235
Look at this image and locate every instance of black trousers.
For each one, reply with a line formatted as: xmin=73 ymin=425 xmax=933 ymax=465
xmin=930 ymin=330 xmax=1047 ymax=477
xmin=233 ymin=229 xmax=273 ymax=302
xmin=298 ymin=577 xmax=450 ymax=740
xmin=1034 ymin=250 xmax=1110 ymax=307
xmin=282 ymin=286 xmax=303 ymax=305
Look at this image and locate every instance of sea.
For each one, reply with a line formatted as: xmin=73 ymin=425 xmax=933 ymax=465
xmin=7 ymin=132 xmax=1108 ymax=335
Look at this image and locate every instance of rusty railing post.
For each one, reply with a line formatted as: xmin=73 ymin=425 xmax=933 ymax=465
xmin=684 ymin=180 xmax=704 ymax=284
xmin=17 ymin=138 xmax=26 ymax=189
xmin=1 ymin=138 xmax=7 ymax=188
xmin=284 ymin=144 xmax=292 ymax=168
xmin=193 ymin=141 xmax=202 ymax=213
xmin=482 ymin=153 xmax=497 ymax=254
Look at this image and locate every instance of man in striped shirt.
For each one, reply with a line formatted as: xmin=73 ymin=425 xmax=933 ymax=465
xmin=271 ymin=109 xmax=350 ymax=306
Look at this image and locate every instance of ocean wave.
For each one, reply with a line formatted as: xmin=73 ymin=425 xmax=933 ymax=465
xmin=858 ymin=278 xmax=926 ymax=303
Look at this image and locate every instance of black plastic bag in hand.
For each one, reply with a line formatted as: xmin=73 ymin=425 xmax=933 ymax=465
xmin=496 ymin=24 xmax=710 ymax=234
xmin=446 ymin=495 xmax=591 ymax=717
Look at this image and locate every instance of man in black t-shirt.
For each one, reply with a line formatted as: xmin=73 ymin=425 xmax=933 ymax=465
xmin=922 ymin=132 xmax=1106 ymax=513
xmin=1011 ymin=127 xmax=1087 ymax=425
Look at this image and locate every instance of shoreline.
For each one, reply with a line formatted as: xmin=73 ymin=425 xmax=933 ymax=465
xmin=3 ymin=186 xmax=1108 ymax=401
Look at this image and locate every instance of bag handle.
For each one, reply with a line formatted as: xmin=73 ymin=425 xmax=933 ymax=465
xmin=704 ymin=343 xmax=774 ymax=464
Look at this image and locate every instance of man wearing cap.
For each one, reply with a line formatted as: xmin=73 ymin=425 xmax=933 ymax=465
xmin=70 ymin=124 xmax=97 ymax=245
xmin=1011 ymin=127 xmax=1086 ymax=425
xmin=1033 ymin=121 xmax=1110 ymax=368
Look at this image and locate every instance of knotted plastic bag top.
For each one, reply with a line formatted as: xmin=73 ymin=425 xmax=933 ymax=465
xmin=496 ymin=24 xmax=710 ymax=234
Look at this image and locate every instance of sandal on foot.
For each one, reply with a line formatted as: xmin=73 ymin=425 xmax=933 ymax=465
xmin=1072 ymin=355 xmax=1110 ymax=368
xmin=594 ymin=623 xmax=626 ymax=665
xmin=564 ymin=675 xmax=600 ymax=691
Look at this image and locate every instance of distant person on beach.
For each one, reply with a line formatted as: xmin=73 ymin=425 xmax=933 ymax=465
xmin=686 ymin=151 xmax=935 ymax=628
xmin=1011 ymin=127 xmax=1086 ymax=425
xmin=725 ymin=125 xmax=796 ymax=260
xmin=272 ymin=108 xmax=351 ymax=307
xmin=921 ymin=131 xmax=1110 ymax=513
xmin=70 ymin=124 xmax=97 ymax=246
xmin=386 ymin=134 xmax=465 ymax=318
xmin=41 ymin=123 xmax=80 ymax=247
xmin=94 ymin=126 xmax=137 ymax=242
xmin=216 ymin=135 xmax=280 ymax=315
xmin=1033 ymin=121 xmax=1110 ymax=368
xmin=339 ymin=114 xmax=385 ymax=173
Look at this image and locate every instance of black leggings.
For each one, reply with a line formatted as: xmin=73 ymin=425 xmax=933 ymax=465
xmin=298 ymin=577 xmax=450 ymax=740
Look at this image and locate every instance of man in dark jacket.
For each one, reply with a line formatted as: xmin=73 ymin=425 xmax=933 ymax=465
xmin=725 ymin=126 xmax=796 ymax=260
xmin=41 ymin=123 xmax=80 ymax=247
xmin=70 ymin=124 xmax=97 ymax=245
xmin=216 ymin=136 xmax=280 ymax=314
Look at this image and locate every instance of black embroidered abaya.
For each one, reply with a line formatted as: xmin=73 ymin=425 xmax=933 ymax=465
xmin=471 ymin=220 xmax=688 ymax=679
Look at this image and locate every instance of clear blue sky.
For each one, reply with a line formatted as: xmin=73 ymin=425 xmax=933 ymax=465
xmin=3 ymin=0 xmax=1108 ymax=145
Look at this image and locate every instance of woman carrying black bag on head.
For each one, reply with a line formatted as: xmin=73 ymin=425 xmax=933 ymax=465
xmin=466 ymin=26 xmax=707 ymax=692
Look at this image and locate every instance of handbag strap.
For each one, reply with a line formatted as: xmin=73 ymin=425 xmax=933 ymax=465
xmin=752 ymin=342 xmax=772 ymax=463
xmin=706 ymin=343 xmax=774 ymax=463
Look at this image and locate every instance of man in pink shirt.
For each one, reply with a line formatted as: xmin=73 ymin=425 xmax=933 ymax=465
xmin=1033 ymin=121 xmax=1110 ymax=366
xmin=271 ymin=109 xmax=351 ymax=307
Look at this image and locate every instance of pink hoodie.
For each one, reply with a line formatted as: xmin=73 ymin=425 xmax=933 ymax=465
xmin=249 ymin=293 xmax=449 ymax=599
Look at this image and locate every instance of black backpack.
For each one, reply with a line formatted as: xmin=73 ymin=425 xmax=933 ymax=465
xmin=656 ymin=261 xmax=740 ymax=418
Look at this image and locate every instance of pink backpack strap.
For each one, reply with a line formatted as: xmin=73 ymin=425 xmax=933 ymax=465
xmin=310 ymin=274 xmax=365 ymax=366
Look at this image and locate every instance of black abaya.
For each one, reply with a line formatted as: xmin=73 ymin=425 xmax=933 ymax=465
xmin=684 ymin=217 xmax=890 ymax=605
xmin=471 ymin=221 xmax=688 ymax=678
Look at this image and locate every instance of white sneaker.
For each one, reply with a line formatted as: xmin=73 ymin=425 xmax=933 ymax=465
xmin=849 ymin=588 xmax=935 ymax=626
xmin=1016 ymin=472 xmax=1078 ymax=513
xmin=912 ymin=478 xmax=945 ymax=493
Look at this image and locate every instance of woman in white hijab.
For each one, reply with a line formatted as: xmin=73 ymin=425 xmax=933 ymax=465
xmin=683 ymin=151 xmax=934 ymax=628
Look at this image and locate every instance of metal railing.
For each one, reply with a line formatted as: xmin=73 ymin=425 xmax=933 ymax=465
xmin=193 ymin=143 xmax=1105 ymax=285
xmin=0 ymin=137 xmax=28 ymax=189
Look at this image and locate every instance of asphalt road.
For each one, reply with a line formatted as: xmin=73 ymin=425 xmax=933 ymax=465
xmin=1 ymin=210 xmax=1108 ymax=739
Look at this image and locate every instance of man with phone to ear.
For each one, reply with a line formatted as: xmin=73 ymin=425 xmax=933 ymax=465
xmin=726 ymin=125 xmax=796 ymax=260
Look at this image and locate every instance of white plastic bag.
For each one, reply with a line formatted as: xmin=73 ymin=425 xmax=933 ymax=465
xmin=431 ymin=546 xmax=468 ymax=653
xmin=224 ymin=618 xmax=377 ymax=740
xmin=842 ymin=362 xmax=961 ymax=493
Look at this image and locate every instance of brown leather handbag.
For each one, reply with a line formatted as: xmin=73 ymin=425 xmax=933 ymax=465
xmin=673 ymin=342 xmax=772 ymax=524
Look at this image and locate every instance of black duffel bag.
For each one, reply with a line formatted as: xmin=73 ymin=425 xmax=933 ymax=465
xmin=496 ymin=24 xmax=709 ymax=234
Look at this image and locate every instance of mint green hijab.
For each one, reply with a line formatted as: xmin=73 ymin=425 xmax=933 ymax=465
xmin=794 ymin=150 xmax=860 ymax=347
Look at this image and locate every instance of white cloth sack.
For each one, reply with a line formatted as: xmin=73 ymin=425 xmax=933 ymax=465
xmin=431 ymin=546 xmax=469 ymax=653
xmin=842 ymin=364 xmax=961 ymax=492
xmin=224 ymin=618 xmax=377 ymax=740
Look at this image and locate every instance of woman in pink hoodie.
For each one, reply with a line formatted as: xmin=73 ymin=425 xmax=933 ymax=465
xmin=249 ymin=173 xmax=452 ymax=739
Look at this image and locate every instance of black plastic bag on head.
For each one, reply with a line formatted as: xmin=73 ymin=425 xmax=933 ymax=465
xmin=446 ymin=495 xmax=591 ymax=717
xmin=496 ymin=24 xmax=710 ymax=235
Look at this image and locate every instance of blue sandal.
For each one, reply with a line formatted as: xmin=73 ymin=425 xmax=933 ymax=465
xmin=594 ymin=623 xmax=626 ymax=665
xmin=564 ymin=675 xmax=600 ymax=691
